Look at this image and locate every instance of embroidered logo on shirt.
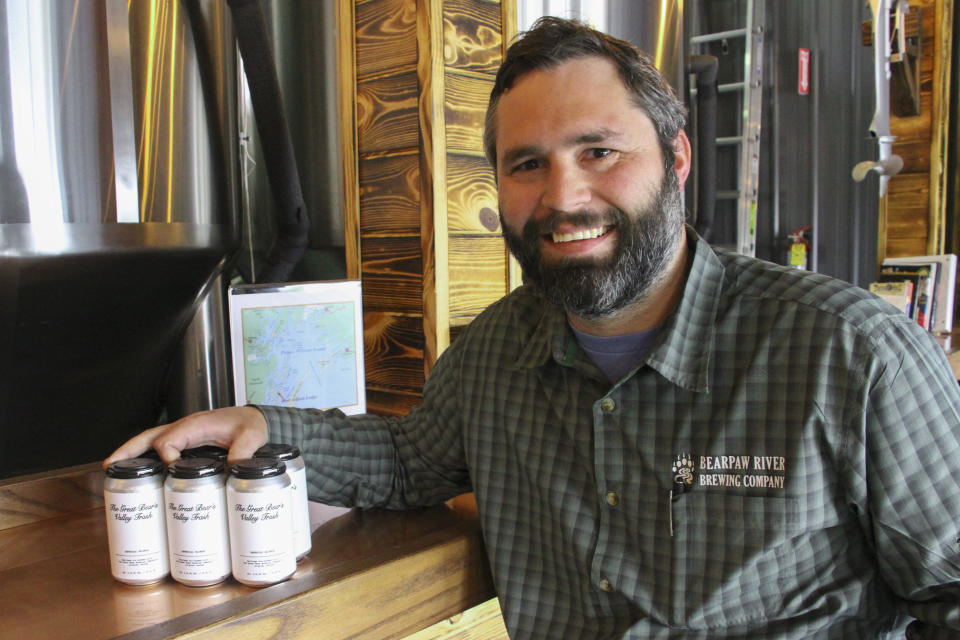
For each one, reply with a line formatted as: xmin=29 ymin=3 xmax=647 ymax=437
xmin=672 ymin=454 xmax=787 ymax=490
xmin=672 ymin=454 xmax=695 ymax=486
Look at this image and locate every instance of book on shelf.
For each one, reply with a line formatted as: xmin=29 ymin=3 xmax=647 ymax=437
xmin=880 ymin=254 xmax=957 ymax=334
xmin=876 ymin=261 xmax=938 ymax=331
xmin=869 ymin=280 xmax=914 ymax=317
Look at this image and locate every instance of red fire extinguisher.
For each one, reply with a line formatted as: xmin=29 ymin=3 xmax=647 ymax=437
xmin=788 ymin=226 xmax=812 ymax=270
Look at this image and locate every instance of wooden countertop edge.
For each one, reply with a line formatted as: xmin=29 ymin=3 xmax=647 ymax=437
xmin=123 ymin=526 xmax=494 ymax=640
xmin=2 ymin=464 xmax=497 ymax=640
xmin=0 ymin=462 xmax=105 ymax=531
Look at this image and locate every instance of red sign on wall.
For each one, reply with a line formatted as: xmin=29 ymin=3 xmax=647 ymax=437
xmin=798 ymin=48 xmax=810 ymax=95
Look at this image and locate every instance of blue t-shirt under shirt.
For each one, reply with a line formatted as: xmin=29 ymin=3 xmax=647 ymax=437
xmin=570 ymin=323 xmax=662 ymax=383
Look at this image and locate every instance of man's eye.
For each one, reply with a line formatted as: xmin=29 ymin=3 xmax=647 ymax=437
xmin=588 ymin=148 xmax=614 ymax=159
xmin=512 ymin=159 xmax=542 ymax=172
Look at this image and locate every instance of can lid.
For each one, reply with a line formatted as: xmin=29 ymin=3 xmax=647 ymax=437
xmin=167 ymin=457 xmax=225 ymax=479
xmin=254 ymin=442 xmax=301 ymax=461
xmin=181 ymin=445 xmax=229 ymax=462
xmin=230 ymin=457 xmax=286 ymax=479
xmin=106 ymin=457 xmax=165 ymax=479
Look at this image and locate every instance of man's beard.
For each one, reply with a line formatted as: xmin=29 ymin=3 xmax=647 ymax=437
xmin=500 ymin=169 xmax=685 ymax=318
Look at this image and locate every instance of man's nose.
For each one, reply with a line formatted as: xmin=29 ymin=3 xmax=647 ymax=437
xmin=540 ymin=163 xmax=591 ymax=213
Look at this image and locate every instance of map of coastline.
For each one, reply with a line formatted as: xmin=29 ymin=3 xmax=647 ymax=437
xmin=241 ymin=302 xmax=359 ymax=409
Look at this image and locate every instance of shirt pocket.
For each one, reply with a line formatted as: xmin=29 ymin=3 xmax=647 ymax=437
xmin=669 ymin=491 xmax=800 ymax=628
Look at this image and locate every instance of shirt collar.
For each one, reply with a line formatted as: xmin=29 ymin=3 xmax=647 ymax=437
xmin=645 ymin=226 xmax=721 ymax=393
xmin=510 ymin=226 xmax=722 ymax=393
xmin=511 ymin=292 xmax=570 ymax=370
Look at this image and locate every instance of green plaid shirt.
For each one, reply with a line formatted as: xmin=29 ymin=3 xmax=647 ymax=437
xmin=261 ymin=229 xmax=960 ymax=639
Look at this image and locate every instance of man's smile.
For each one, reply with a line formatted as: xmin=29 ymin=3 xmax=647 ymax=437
xmin=549 ymin=225 xmax=614 ymax=244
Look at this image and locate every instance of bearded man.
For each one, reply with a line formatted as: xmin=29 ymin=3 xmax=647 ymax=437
xmin=108 ymin=17 xmax=960 ymax=639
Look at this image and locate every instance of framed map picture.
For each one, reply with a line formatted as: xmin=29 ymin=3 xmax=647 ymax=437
xmin=227 ymin=280 xmax=366 ymax=415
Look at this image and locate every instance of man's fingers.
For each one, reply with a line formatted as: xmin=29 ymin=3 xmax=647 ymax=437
xmin=103 ymin=406 xmax=269 ymax=469
xmin=155 ymin=441 xmax=186 ymax=465
xmin=103 ymin=425 xmax=168 ymax=468
xmin=225 ymin=407 xmax=269 ymax=464
xmin=227 ymin=429 xmax=267 ymax=464
xmin=103 ymin=414 xmax=210 ymax=467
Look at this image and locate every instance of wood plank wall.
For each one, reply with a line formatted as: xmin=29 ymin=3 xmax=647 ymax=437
xmin=339 ymin=0 xmax=517 ymax=416
xmin=880 ymin=0 xmax=953 ymax=260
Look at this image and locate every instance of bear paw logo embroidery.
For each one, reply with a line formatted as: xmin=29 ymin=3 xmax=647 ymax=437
xmin=672 ymin=454 xmax=695 ymax=486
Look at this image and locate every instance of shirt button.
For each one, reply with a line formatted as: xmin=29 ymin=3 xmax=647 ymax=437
xmin=600 ymin=397 xmax=616 ymax=412
xmin=605 ymin=492 xmax=619 ymax=506
xmin=599 ymin=578 xmax=613 ymax=592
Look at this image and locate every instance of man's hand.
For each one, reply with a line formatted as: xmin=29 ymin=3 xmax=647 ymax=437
xmin=103 ymin=406 xmax=269 ymax=467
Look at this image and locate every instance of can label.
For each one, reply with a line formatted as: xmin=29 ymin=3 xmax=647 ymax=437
xmin=288 ymin=464 xmax=311 ymax=558
xmin=226 ymin=486 xmax=295 ymax=584
xmin=165 ymin=489 xmax=230 ymax=584
xmin=105 ymin=487 xmax=169 ymax=583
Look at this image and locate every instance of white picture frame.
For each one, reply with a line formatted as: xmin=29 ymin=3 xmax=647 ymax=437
xmin=228 ymin=280 xmax=366 ymax=415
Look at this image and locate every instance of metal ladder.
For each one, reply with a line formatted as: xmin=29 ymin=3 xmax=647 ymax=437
xmin=689 ymin=0 xmax=765 ymax=256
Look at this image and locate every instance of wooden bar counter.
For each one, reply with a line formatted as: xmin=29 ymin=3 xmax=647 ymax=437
xmin=0 ymin=463 xmax=496 ymax=639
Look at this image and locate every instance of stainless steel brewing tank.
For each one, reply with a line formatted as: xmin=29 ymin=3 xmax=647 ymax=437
xmin=604 ymin=0 xmax=686 ymax=97
xmin=0 ymin=0 xmax=240 ymax=477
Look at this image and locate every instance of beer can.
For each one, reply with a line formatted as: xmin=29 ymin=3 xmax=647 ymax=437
xmin=226 ymin=458 xmax=295 ymax=586
xmin=181 ymin=445 xmax=228 ymax=463
xmin=104 ymin=458 xmax=169 ymax=585
xmin=164 ymin=458 xmax=231 ymax=586
xmin=254 ymin=443 xmax=312 ymax=560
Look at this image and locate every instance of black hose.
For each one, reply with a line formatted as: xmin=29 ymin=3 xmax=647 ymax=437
xmin=687 ymin=55 xmax=718 ymax=242
xmin=227 ymin=0 xmax=309 ymax=283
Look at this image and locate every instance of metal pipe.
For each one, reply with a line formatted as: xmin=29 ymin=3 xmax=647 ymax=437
xmin=227 ymin=0 xmax=309 ymax=283
xmin=690 ymin=27 xmax=748 ymax=44
xmin=810 ymin=0 xmax=819 ymax=272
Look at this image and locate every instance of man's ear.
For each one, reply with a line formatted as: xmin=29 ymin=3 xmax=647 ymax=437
xmin=672 ymin=130 xmax=692 ymax=185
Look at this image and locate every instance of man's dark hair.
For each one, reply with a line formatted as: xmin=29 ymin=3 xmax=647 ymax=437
xmin=483 ymin=16 xmax=687 ymax=172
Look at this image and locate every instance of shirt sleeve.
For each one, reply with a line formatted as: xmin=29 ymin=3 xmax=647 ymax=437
xmin=255 ymin=333 xmax=472 ymax=510
xmin=853 ymin=315 xmax=960 ymax=637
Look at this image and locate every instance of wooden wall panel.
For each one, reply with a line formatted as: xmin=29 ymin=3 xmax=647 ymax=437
xmin=887 ymin=173 xmax=931 ymax=241
xmin=885 ymin=237 xmax=930 ymax=257
xmin=363 ymin=311 xmax=426 ymax=392
xmin=359 ymin=152 xmax=421 ymax=234
xmin=440 ymin=2 xmax=507 ymax=341
xmin=364 ymin=388 xmax=423 ymax=417
xmin=360 ymin=235 xmax=424 ymax=313
xmin=893 ymin=139 xmax=932 ymax=173
xmin=881 ymin=0 xmax=952 ymax=261
xmin=448 ymin=236 xmax=509 ymax=324
xmin=888 ymin=173 xmax=931 ymax=215
xmin=444 ymin=72 xmax=493 ymax=153
xmin=447 ymin=153 xmax=499 ymax=233
xmin=356 ymin=72 xmax=420 ymax=154
xmin=344 ymin=0 xmax=515 ymax=412
xmin=443 ymin=0 xmax=504 ymax=74
xmin=890 ymin=4 xmax=934 ymax=170
xmin=355 ymin=0 xmax=418 ymax=78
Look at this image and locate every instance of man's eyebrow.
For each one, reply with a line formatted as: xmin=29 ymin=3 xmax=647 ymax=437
xmin=500 ymin=145 xmax=541 ymax=168
xmin=499 ymin=128 xmax=625 ymax=167
xmin=570 ymin=128 xmax=623 ymax=145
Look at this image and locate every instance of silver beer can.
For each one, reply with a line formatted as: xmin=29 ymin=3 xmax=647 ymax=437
xmin=226 ymin=458 xmax=295 ymax=587
xmin=254 ymin=443 xmax=312 ymax=560
xmin=104 ymin=458 xmax=169 ymax=585
xmin=181 ymin=445 xmax=228 ymax=463
xmin=163 ymin=458 xmax=231 ymax=586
